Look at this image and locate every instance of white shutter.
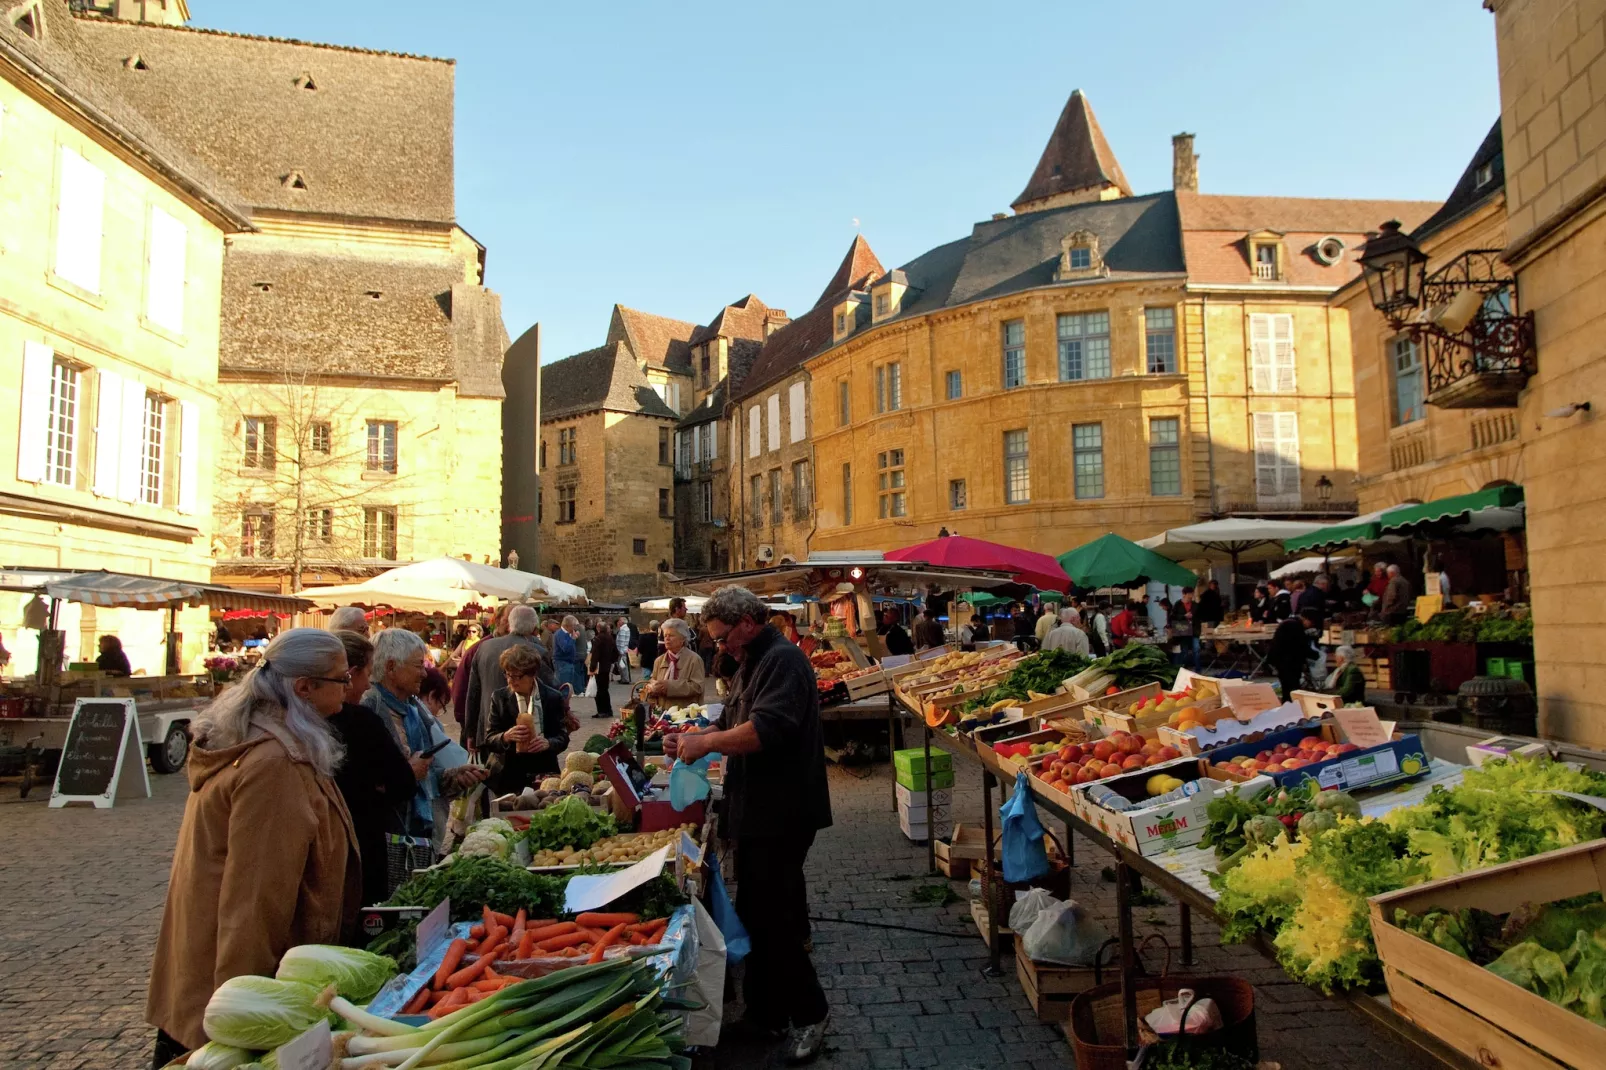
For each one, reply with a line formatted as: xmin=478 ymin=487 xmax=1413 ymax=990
xmin=146 ymin=207 xmax=187 ymax=334
xmin=708 ymin=419 xmax=718 ymax=460
xmin=16 ymin=342 xmax=53 ymax=483
xmin=766 ymin=394 xmax=780 ymax=452
xmin=1271 ymin=314 xmax=1296 ymax=393
xmin=1249 ymin=315 xmax=1273 ymax=393
xmin=117 ymin=379 xmax=146 ymax=503
xmin=1252 ymin=412 xmax=1301 ymax=502
xmin=788 ymin=381 xmax=806 ymax=443
xmin=747 ymin=405 xmax=760 ymax=458
xmin=55 ymin=147 xmax=105 ymax=293
xmin=93 ymin=369 xmax=124 ymax=496
xmin=177 ymin=399 xmax=199 ymax=514
xmin=1274 ymin=412 xmax=1301 ymax=497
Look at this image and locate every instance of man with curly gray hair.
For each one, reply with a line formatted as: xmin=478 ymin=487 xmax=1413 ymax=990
xmin=667 ymin=584 xmax=831 ymax=1061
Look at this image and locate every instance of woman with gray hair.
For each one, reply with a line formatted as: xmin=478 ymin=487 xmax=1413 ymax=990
xmin=146 ymin=628 xmax=361 ymax=1062
xmin=643 ymin=616 xmax=705 ymax=707
xmin=362 ymin=628 xmax=485 ymax=846
xmin=1325 ymin=644 xmax=1368 ymax=705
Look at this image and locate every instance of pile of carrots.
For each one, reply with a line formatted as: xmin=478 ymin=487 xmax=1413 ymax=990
xmin=401 ymin=907 xmax=671 ymax=1018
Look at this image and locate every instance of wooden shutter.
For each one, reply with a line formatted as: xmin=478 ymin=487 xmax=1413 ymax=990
xmin=1271 ymin=314 xmax=1296 ymax=392
xmin=93 ymin=368 xmax=124 ymax=496
xmin=177 ymin=400 xmax=199 ymax=514
xmin=1249 ymin=315 xmax=1273 ymax=393
xmin=766 ymin=394 xmax=781 ymax=452
xmin=1252 ymin=412 xmax=1301 ymax=502
xmin=747 ymin=405 xmax=760 ymax=458
xmin=117 ymin=379 xmax=147 ymax=503
xmin=146 ymin=207 xmax=187 ymax=333
xmin=708 ymin=419 xmax=718 ymax=460
xmin=55 ymin=147 xmax=105 ymax=293
xmin=16 ymin=341 xmax=53 ymax=483
xmin=789 ymin=382 xmax=806 ymax=443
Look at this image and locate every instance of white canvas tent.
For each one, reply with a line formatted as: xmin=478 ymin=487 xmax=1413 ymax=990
xmin=1137 ymin=518 xmax=1330 ymax=565
xmin=303 ymin=557 xmax=586 ymax=614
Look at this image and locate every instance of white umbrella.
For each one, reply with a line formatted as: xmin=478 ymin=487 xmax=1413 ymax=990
xmin=359 ymin=557 xmax=587 ymax=603
xmin=301 ymin=578 xmax=483 ymax=615
xmin=1139 ymin=518 xmax=1331 ymax=608
xmin=1270 ymin=554 xmax=1356 ymax=580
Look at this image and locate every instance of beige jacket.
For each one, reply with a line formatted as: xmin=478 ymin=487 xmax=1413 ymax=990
xmin=649 ymin=649 xmax=706 ymax=705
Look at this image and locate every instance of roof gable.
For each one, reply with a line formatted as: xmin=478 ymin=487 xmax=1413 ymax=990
xmin=540 ymin=341 xmax=677 ymax=422
xmin=1012 ymin=90 xmax=1132 ymax=211
xmin=815 ymin=234 xmax=884 ymax=307
xmin=688 ymin=294 xmax=777 ymax=345
xmin=607 ymin=305 xmax=696 ymax=373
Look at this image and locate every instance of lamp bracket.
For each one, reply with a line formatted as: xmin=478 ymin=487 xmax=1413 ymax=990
xmin=1381 ymin=249 xmax=1537 ymax=400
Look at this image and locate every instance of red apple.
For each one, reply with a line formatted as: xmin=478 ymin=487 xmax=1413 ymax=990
xmin=1122 ymin=754 xmax=1147 ymax=770
xmin=1155 ymin=745 xmax=1182 ymax=761
xmin=1092 ymin=741 xmax=1117 ymax=761
xmin=1299 ymin=736 xmax=1325 ymax=750
xmin=1119 ymin=735 xmax=1145 ymax=756
xmin=1255 ymin=750 xmax=1274 ymax=762
xmin=1332 ymin=743 xmax=1360 ymax=755
xmin=1063 ymin=761 xmax=1084 ymax=780
xmin=1099 ymin=765 xmax=1122 ymax=779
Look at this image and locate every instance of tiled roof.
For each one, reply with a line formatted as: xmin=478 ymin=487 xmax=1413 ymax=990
xmin=70 ymin=13 xmax=456 ymax=223
xmin=607 ymin=305 xmax=697 ymax=373
xmin=689 ymin=294 xmax=779 ymax=345
xmin=0 ymin=0 xmax=250 ymax=226
xmin=816 ymin=234 xmax=885 ymax=306
xmin=1012 ymin=90 xmax=1131 ymax=210
xmin=1412 ymin=121 xmax=1504 ymax=242
xmin=540 ymin=342 xmax=679 ymax=423
xmin=679 ymin=382 xmax=726 ymax=428
xmin=1176 ymin=192 xmax=1439 ymax=286
xmin=726 ymin=337 xmax=765 ymax=396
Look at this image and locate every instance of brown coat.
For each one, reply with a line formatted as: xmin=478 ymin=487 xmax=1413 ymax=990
xmin=649 ymin=648 xmax=705 ymax=705
xmin=146 ymin=731 xmax=361 ymax=1050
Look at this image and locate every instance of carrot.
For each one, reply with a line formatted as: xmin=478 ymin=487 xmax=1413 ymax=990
xmin=491 ymin=910 xmax=516 ymax=928
xmin=403 ymin=987 xmax=431 ymax=1014
xmin=472 ymin=977 xmax=505 ymax=992
xmin=445 ymin=942 xmax=504 ymax=988
xmin=526 ymin=918 xmax=558 ymax=929
xmin=470 ymin=923 xmax=486 ymax=939
xmin=640 ymin=921 xmax=668 ymax=946
xmin=628 ymin=933 xmax=644 ymax=946
xmin=482 ymin=905 xmax=497 ymax=933
xmin=433 ymin=938 xmax=469 ymax=990
xmin=560 ymin=946 xmax=582 ymax=957
xmin=513 ymin=908 xmax=527 ymax=930
xmin=576 ymin=912 xmax=639 ymax=928
xmin=526 ymin=921 xmax=577 ymax=941
xmin=483 ymin=924 xmax=507 ymax=952
xmin=427 ymin=989 xmax=468 ymax=1018
xmin=580 ymin=928 xmax=607 ymax=942
xmin=625 ymin=920 xmax=663 ymax=934
xmin=535 ymin=931 xmax=591 ymax=951
xmin=516 ymin=929 xmax=537 ymax=959
xmin=587 ymin=922 xmax=630 ymax=963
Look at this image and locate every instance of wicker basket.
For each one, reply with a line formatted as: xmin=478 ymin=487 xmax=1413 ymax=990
xmin=1068 ymin=937 xmax=1257 ymax=1070
xmin=977 ymin=828 xmax=1070 ymax=929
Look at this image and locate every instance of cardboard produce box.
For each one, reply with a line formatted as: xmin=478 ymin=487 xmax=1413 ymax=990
xmin=1065 ymin=756 xmax=1270 ymax=857
xmin=894 ymin=783 xmax=953 ymax=809
xmin=1200 ymin=713 xmax=1431 ymax=792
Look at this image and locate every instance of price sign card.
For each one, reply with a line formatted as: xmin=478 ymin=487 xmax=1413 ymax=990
xmin=1333 ymin=707 xmax=1395 ymax=750
xmin=416 ymin=897 xmax=450 ymax=962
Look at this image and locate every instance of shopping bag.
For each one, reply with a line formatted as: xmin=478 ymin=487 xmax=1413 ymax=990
xmin=683 ymin=901 xmax=727 ymax=1047
xmin=669 ymin=751 xmax=720 ymax=810
xmin=706 ymin=865 xmax=750 ymax=964
xmin=1000 ymin=769 xmax=1051 ymax=884
xmin=583 ymin=675 xmax=598 ymax=699
xmin=384 ymin=832 xmax=435 ymax=896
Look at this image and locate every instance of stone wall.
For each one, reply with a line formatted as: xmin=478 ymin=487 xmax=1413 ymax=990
xmin=729 ymin=371 xmax=815 ymax=566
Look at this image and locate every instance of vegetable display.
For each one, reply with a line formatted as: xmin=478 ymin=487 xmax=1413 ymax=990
xmin=273 ymin=945 xmax=397 ymax=1003
xmin=528 ymin=825 xmax=697 ymax=869
xmin=1390 ymin=611 xmax=1533 ymax=644
xmin=521 ymin=794 xmax=619 ymax=855
xmin=200 ymin=976 xmax=334 ymax=1051
xmin=383 ymin=856 xmax=566 ymax=921
xmin=1211 ymin=757 xmax=1606 ymax=992
xmin=957 ymin=649 xmax=1090 ymax=714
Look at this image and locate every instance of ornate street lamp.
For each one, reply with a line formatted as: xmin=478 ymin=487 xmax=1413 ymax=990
xmin=1359 ymin=221 xmax=1427 ymax=320
xmin=1315 ymin=474 xmax=1333 ymax=505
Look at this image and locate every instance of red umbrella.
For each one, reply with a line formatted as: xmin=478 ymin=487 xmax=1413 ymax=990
xmin=884 ymin=535 xmax=1071 ymax=593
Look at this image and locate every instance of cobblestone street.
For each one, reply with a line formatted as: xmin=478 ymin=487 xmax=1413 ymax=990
xmin=0 ymin=696 xmax=1435 ymax=1070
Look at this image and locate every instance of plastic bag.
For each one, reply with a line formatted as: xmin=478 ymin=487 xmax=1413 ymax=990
xmin=682 ymin=900 xmax=726 ymax=1048
xmin=1143 ymin=989 xmax=1224 ymax=1036
xmin=1022 ymin=898 xmax=1110 ymax=966
xmin=668 ymin=752 xmax=720 ymax=810
xmin=706 ymin=865 xmax=749 ymax=964
xmin=1009 ymin=887 xmax=1058 ymax=934
xmin=1000 ymin=769 xmax=1050 ymax=884
xmin=583 ymin=675 xmax=598 ymax=699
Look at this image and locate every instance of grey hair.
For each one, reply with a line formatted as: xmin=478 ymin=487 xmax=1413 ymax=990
xmin=191 ymin=628 xmax=346 ymax=777
xmin=659 ymin=617 xmax=695 ymax=643
xmin=1059 ymin=607 xmax=1080 ymax=624
xmin=702 ymin=585 xmax=768 ymax=626
xmin=1387 ymin=564 xmax=1401 ymax=576
xmin=561 ymin=614 xmax=580 ymax=630
xmin=509 ymin=604 xmax=538 ymax=635
xmin=1334 ymin=644 xmax=1356 ymax=663
xmin=372 ymin=627 xmax=427 ymax=680
xmin=329 ymin=606 xmax=368 ymax=633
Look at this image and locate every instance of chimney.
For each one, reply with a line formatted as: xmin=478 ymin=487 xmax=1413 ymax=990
xmin=1172 ymin=133 xmax=1199 ymax=193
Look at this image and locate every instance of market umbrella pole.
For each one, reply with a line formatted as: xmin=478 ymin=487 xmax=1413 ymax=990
xmin=981 ymin=770 xmax=1002 ymax=976
xmin=923 ymin=723 xmax=936 ymax=876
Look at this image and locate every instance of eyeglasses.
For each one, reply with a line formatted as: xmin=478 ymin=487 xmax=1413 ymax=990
xmin=311 ymin=671 xmax=353 ymax=685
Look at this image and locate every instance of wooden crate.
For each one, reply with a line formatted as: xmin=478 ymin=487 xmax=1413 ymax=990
xmin=843 ymin=668 xmax=890 ymax=701
xmin=1014 ymin=936 xmax=1103 ymax=1020
xmin=1078 ymin=682 xmax=1163 ymax=733
xmin=977 ymin=728 xmax=1064 ymax=779
xmin=1369 ymin=838 xmax=1606 ymax=1070
xmin=970 ymin=899 xmax=1010 ymax=944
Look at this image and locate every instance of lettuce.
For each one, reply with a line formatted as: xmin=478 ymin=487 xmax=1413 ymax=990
xmin=186 ymin=1042 xmax=259 ymax=1070
xmin=202 ymin=976 xmax=327 ymax=1050
xmin=274 ymin=944 xmax=396 ymax=1002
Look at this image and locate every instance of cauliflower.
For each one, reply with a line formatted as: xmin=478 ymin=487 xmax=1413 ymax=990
xmin=458 ymin=830 xmax=509 ymax=859
xmin=470 ymin=817 xmax=515 ymax=838
xmin=539 ymin=777 xmax=562 ymax=792
xmin=564 ymin=751 xmax=597 ymax=775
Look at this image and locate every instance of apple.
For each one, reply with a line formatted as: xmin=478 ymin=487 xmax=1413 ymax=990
xmin=1099 ymin=765 xmax=1122 ymax=779
xmin=1092 ymin=741 xmax=1117 ymax=761
xmin=1332 ymin=743 xmax=1360 ymax=755
xmin=1255 ymin=750 xmax=1274 ymax=763
xmin=1232 ymin=755 xmax=1252 ymax=765
xmin=1060 ymin=744 xmax=1085 ymax=763
xmin=1122 ymin=755 xmax=1147 ymax=771
xmin=1119 ymin=735 xmax=1145 ymax=756
xmin=1299 ymin=736 xmax=1325 ymax=750
xmin=1063 ymin=761 xmax=1084 ymax=779
xmin=1155 ymin=745 xmax=1182 ymax=761
xmin=1283 ymin=758 xmax=1309 ymax=770
xmin=1144 ymin=755 xmax=1165 ymax=767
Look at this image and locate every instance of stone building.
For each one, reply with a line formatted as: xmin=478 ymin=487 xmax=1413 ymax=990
xmin=672 ymin=295 xmax=783 ymax=575
xmin=535 ymin=308 xmax=693 ymax=601
xmin=69 ymin=4 xmax=509 ymax=592
xmin=800 ymin=90 xmax=1434 ymax=560
xmin=0 ymin=0 xmax=250 ymax=673
xmin=1483 ymin=0 xmax=1606 ymax=745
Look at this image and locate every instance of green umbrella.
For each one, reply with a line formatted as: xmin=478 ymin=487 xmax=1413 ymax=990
xmin=960 ymin=591 xmax=1011 ymax=607
xmin=1037 ymin=590 xmax=1065 ymax=602
xmin=1057 ymin=533 xmax=1200 ymax=590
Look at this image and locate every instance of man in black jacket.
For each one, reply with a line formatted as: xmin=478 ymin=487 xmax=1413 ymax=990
xmin=668 ymin=585 xmax=832 ymax=1064
xmin=1270 ymin=608 xmax=1320 ymax=701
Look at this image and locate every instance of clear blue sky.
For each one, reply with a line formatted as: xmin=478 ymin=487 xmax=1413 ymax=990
xmin=199 ymin=0 xmax=1500 ymax=361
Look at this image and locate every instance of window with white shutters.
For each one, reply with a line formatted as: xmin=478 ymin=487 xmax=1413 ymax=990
xmin=146 ymin=207 xmax=187 ymax=333
xmin=1249 ymin=314 xmax=1296 ymax=393
xmin=705 ymin=422 xmax=717 ymax=461
xmin=140 ymin=393 xmax=165 ymax=505
xmin=117 ymin=378 xmax=147 ymax=503
xmin=45 ymin=360 xmax=79 ymax=486
xmin=55 ymin=147 xmax=105 ymax=293
xmin=17 ymin=342 xmax=76 ymax=487
xmin=788 ymin=381 xmax=806 ymax=443
xmin=747 ymin=405 xmax=760 ymax=458
xmin=1252 ymin=412 xmax=1302 ymax=504
xmin=176 ymin=400 xmax=199 ymax=514
xmin=767 ymin=394 xmax=781 ymax=452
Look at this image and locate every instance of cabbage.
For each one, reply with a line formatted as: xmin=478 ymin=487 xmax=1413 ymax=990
xmin=470 ymin=817 xmax=515 ymax=838
xmin=459 ymin=830 xmax=510 ymax=858
xmin=274 ymin=944 xmax=396 ymax=1001
xmin=186 ymin=1042 xmax=259 ymax=1070
xmin=202 ymin=976 xmax=327 ymax=1050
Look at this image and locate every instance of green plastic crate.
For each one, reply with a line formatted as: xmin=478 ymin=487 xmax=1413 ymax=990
xmin=896 ymin=767 xmax=956 ymax=792
xmin=1485 ymin=657 xmax=1507 ymax=677
xmin=893 ymin=748 xmax=952 ymax=777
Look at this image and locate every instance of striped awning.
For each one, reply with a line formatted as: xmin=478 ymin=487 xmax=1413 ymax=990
xmin=36 ymin=571 xmax=312 ymax=613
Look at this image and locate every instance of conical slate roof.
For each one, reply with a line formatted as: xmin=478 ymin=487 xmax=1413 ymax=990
xmin=815 ymin=233 xmax=885 ymax=306
xmin=1012 ymin=89 xmax=1132 ymax=211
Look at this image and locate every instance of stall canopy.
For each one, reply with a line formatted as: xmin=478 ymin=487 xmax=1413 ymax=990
xmin=883 ymin=536 xmax=1071 ymax=593
xmin=679 ymin=557 xmax=1018 ymax=597
xmin=1138 ymin=518 xmax=1329 ymax=565
xmin=1270 ymin=554 xmax=1356 ymax=580
xmin=1057 ymin=534 xmax=1200 ymax=590
xmin=21 ymin=569 xmax=312 ymax=614
xmin=369 ymin=557 xmax=586 ymax=603
xmin=959 ymin=592 xmax=1011 ymax=607
xmin=1283 ymin=486 xmax=1525 ymax=553
xmin=301 ymin=578 xmax=486 ymax=615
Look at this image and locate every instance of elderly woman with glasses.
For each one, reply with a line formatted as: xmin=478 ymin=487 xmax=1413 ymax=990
xmin=361 ymin=629 xmax=486 ymax=848
xmin=643 ymin=616 xmax=705 ymax=707
xmin=146 ymin=628 xmax=363 ymax=1065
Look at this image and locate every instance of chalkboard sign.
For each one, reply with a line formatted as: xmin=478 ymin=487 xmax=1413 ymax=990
xmin=49 ymin=699 xmax=149 ymax=808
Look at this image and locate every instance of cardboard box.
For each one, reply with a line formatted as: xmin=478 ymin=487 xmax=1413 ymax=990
xmin=1155 ymin=701 xmax=1320 ymax=756
xmin=895 ymin=767 xmax=955 ymax=792
xmin=898 ymin=808 xmax=952 ymax=841
xmin=894 ymin=783 xmax=953 ymax=809
xmin=1066 ymin=757 xmax=1271 ymax=857
xmin=1078 ymin=682 xmax=1164 ymax=733
xmin=977 ymin=728 xmax=1065 ymax=779
xmin=1369 ymin=839 xmax=1606 ymax=1070
xmin=893 ymin=747 xmax=952 ymax=776
xmin=1200 ymin=722 xmax=1431 ymax=792
xmin=599 ymin=742 xmax=705 ymax=832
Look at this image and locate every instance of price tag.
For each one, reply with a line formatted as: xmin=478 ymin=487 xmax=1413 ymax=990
xmin=1333 ymin=707 xmax=1393 ymax=750
xmin=274 ymin=1020 xmax=331 ymax=1070
xmin=1219 ymin=681 xmax=1279 ymax=718
xmin=417 ymin=897 xmax=450 ymax=962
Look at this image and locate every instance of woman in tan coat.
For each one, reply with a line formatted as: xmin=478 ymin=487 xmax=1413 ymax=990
xmin=146 ymin=628 xmax=361 ymax=1064
xmin=642 ymin=617 xmax=705 ymax=707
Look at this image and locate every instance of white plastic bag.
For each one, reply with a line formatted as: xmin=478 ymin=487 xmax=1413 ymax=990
xmin=1022 ymin=898 xmax=1110 ymax=966
xmin=1143 ymin=988 xmax=1223 ymax=1037
xmin=583 ymin=675 xmax=598 ymax=699
xmin=1008 ymin=887 xmax=1058 ymax=934
xmin=683 ymin=900 xmax=726 ymax=1047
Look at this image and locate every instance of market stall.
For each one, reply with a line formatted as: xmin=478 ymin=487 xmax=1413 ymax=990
xmin=1137 ymin=518 xmax=1331 ymax=608
xmin=304 ymin=557 xmax=588 ymax=616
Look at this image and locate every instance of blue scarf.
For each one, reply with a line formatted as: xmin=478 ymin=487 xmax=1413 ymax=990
xmin=370 ymin=683 xmax=440 ymax=833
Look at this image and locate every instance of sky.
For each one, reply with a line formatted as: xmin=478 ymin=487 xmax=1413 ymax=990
xmin=198 ymin=0 xmax=1501 ymax=361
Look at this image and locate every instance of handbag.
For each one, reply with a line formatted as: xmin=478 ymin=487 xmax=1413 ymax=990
xmin=384 ymin=828 xmax=435 ymax=896
xmin=627 ymin=649 xmax=641 ymax=668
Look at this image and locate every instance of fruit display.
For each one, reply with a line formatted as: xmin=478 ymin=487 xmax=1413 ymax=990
xmin=899 ymin=649 xmax=1016 ymax=690
xmin=1210 ymin=735 xmax=1361 ymax=778
xmin=528 ymin=823 xmax=698 ymax=868
xmin=1033 ymin=734 xmax=1184 ymax=793
xmin=954 ymin=648 xmax=1089 ymax=716
xmin=1128 ymin=679 xmax=1221 ymax=730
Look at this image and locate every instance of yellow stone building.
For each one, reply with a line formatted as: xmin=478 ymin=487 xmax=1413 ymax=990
xmin=70 ymin=5 xmax=509 ymax=592
xmin=0 ymin=0 xmax=250 ymax=674
xmin=750 ymin=91 xmax=1435 ymax=564
xmin=1485 ymin=0 xmax=1606 ymax=745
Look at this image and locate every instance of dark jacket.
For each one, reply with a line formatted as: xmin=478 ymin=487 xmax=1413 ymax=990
xmin=465 ymin=633 xmax=546 ymax=748
xmin=914 ymin=618 xmax=946 ymax=650
xmin=636 ymin=629 xmax=660 ymax=670
xmin=329 ymin=702 xmax=417 ymax=907
xmin=1196 ymin=588 xmax=1224 ymax=626
xmin=1267 ymin=590 xmax=1293 ymax=622
xmin=719 ymin=625 xmax=832 ymax=839
xmin=481 ymin=683 xmax=570 ymax=794
xmin=588 ymin=632 xmax=618 ymax=676
xmin=882 ymin=624 xmax=914 ymax=657
xmin=1296 ymin=586 xmax=1329 ymax=628
xmin=97 ymin=646 xmax=132 ymax=676
xmin=1269 ymin=617 xmax=1316 ymax=672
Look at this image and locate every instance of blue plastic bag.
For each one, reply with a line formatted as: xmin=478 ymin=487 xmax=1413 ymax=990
xmin=1000 ymin=769 xmax=1051 ymax=884
xmin=706 ymin=865 xmax=750 ymax=964
xmin=668 ymin=752 xmax=720 ymax=811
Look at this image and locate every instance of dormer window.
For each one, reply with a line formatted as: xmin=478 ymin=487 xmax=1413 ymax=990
xmin=1254 ymin=245 xmax=1276 ymax=277
xmin=1474 ymin=162 xmax=1494 ymax=189
xmin=833 ymin=293 xmax=868 ymax=342
xmin=1246 ymin=230 xmax=1286 ymax=282
xmin=835 ymin=312 xmax=846 ymax=333
xmin=12 ymin=1 xmax=42 ymax=38
xmin=295 ymin=73 xmax=318 ymax=91
xmin=124 ymin=55 xmax=150 ymax=71
xmin=1069 ymin=246 xmax=1091 ymax=270
xmin=282 ymin=170 xmax=308 ymax=190
xmin=1054 ymin=229 xmax=1103 ymax=281
xmin=875 ymin=294 xmax=888 ymax=315
xmin=870 ymin=270 xmax=912 ymax=323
